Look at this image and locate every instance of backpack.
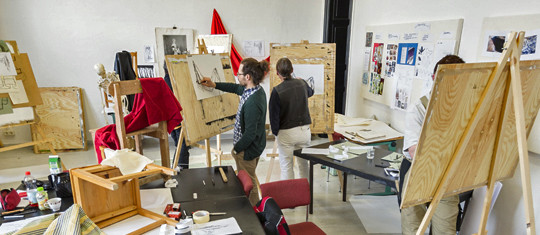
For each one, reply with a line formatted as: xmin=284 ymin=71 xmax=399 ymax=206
xmin=254 ymin=196 xmax=291 ymax=235
xmin=1 ymin=188 xmax=21 ymax=211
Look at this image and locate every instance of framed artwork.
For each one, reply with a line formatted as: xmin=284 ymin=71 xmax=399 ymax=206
xmin=155 ymin=28 xmax=194 ymax=77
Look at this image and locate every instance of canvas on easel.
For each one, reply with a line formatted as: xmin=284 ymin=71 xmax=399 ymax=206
xmin=401 ymin=32 xmax=538 ymax=235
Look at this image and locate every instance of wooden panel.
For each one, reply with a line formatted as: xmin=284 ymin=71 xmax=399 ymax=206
xmin=269 ymin=43 xmax=336 ymax=134
xmin=165 ymin=53 xmax=237 ymax=145
xmin=401 ymin=60 xmax=540 ymax=207
xmin=32 ymin=87 xmax=86 ymax=152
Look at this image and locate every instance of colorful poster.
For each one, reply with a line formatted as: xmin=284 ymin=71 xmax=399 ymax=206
xmin=369 ymin=72 xmax=384 ymax=95
xmin=397 ymin=43 xmax=418 ymax=66
xmin=371 ymin=43 xmax=384 ymax=74
xmin=522 ymin=29 xmax=540 ymax=60
xmin=385 ymin=44 xmax=398 ymax=78
xmin=365 ymin=32 xmax=373 ymax=47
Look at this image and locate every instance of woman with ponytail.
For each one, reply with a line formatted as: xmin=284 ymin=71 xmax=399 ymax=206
xmin=201 ymin=58 xmax=269 ymax=205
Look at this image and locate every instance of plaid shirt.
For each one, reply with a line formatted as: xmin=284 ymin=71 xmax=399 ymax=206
xmin=233 ymin=85 xmax=262 ymax=145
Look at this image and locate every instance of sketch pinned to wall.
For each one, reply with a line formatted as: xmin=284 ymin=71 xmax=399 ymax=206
xmin=521 ymin=29 xmax=540 ymax=60
xmin=393 ymin=64 xmax=414 ymax=111
xmin=362 ymin=72 xmax=369 ymax=85
xmin=365 ymin=32 xmax=373 ymax=47
xmin=155 ymin=28 xmax=194 ymax=77
xmin=137 ymin=65 xmax=155 ymax=78
xmin=143 ymin=45 xmax=155 ymax=63
xmin=415 ymin=43 xmax=435 ymax=79
xmin=0 ymin=52 xmax=17 ymax=76
xmin=197 ymin=34 xmax=232 ymax=54
xmin=369 ymin=73 xmax=384 ymax=95
xmin=397 ymin=43 xmax=418 ymax=66
xmin=187 ymin=54 xmax=226 ymax=100
xmin=372 ymin=43 xmax=384 ymax=74
xmin=363 ymin=48 xmax=371 ymax=70
xmin=481 ymin=31 xmax=509 ymax=57
xmin=243 ymin=40 xmax=264 ymax=57
xmin=433 ymin=40 xmax=456 ymax=64
xmin=292 ymin=64 xmax=325 ymax=95
xmin=385 ymin=44 xmax=398 ymax=78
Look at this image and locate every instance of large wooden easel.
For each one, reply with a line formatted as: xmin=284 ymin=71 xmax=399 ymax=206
xmin=0 ymin=41 xmax=62 ymax=168
xmin=401 ymin=32 xmax=538 ymax=235
xmin=266 ymin=41 xmax=336 ymax=182
xmin=166 ymin=39 xmax=238 ymax=168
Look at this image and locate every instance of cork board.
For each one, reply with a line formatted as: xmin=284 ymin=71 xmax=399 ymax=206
xmin=401 ymin=60 xmax=540 ymax=208
xmin=165 ymin=53 xmax=237 ymax=145
xmin=32 ymin=87 xmax=87 ymax=152
xmin=269 ymin=43 xmax=336 ymax=134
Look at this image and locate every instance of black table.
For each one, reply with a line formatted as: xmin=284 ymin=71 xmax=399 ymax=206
xmin=181 ymin=197 xmax=264 ymax=235
xmin=293 ymin=140 xmax=398 ymax=214
xmin=0 ymin=189 xmax=73 ymax=225
xmin=141 ymin=166 xmax=246 ymax=202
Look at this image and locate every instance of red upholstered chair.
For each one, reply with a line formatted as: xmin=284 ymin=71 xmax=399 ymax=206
xmin=260 ymin=178 xmax=326 ymax=235
xmin=237 ymin=170 xmax=253 ymax=197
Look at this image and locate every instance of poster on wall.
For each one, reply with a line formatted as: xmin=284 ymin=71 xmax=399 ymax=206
xmin=365 ymin=32 xmax=373 ymax=47
xmin=385 ymin=44 xmax=398 ymax=78
xmin=393 ymin=65 xmax=414 ymax=110
xmin=481 ymin=30 xmax=509 ymax=58
xmin=397 ymin=43 xmax=418 ymax=66
xmin=292 ymin=64 xmax=325 ymax=95
xmin=369 ymin=73 xmax=384 ymax=95
xmin=521 ymin=29 xmax=540 ymax=60
xmin=372 ymin=43 xmax=384 ymax=74
xmin=415 ymin=43 xmax=435 ymax=79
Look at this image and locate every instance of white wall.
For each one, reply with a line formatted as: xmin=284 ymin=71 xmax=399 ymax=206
xmin=347 ymin=1 xmax=540 ymax=234
xmin=0 ymin=0 xmax=324 ymax=144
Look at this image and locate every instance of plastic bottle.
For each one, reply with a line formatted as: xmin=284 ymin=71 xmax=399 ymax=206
xmin=24 ymin=171 xmax=38 ymax=204
xmin=36 ymin=187 xmax=48 ymax=210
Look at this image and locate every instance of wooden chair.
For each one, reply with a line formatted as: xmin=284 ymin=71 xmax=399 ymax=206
xmin=260 ymin=178 xmax=326 ymax=235
xmin=107 ymin=80 xmax=170 ymax=168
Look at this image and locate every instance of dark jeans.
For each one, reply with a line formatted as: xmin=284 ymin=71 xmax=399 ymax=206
xmin=171 ymin=127 xmax=190 ymax=169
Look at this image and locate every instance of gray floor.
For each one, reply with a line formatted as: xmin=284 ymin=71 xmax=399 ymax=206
xmin=0 ymin=135 xmax=401 ymax=235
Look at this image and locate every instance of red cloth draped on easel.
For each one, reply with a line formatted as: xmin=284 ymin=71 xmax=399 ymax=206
xmin=211 ymin=9 xmax=270 ymax=75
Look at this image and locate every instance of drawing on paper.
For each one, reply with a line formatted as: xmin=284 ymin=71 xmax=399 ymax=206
xmin=393 ymin=64 xmax=414 ymax=111
xmin=397 ymin=43 xmax=418 ymax=66
xmin=155 ymin=28 xmax=194 ymax=77
xmin=522 ymin=35 xmax=537 ymax=55
xmin=372 ymin=43 xmax=384 ymax=74
xmin=187 ymin=54 xmax=225 ymax=100
xmin=292 ymin=64 xmax=325 ymax=95
xmin=415 ymin=43 xmax=435 ymax=79
xmin=243 ymin=40 xmax=264 ymax=57
xmin=1 ymin=76 xmax=17 ymax=89
xmin=137 ymin=65 xmax=155 ymax=78
xmin=0 ymin=97 xmax=13 ymax=115
xmin=143 ymin=45 xmax=155 ymax=63
xmin=0 ymin=52 xmax=17 ymax=76
xmin=385 ymin=44 xmax=397 ymax=78
xmin=163 ymin=35 xmax=187 ymax=55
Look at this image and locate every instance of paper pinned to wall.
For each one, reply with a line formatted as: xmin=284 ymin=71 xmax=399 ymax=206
xmin=481 ymin=30 xmax=510 ymax=58
xmin=0 ymin=52 xmax=17 ymax=76
xmin=292 ymin=64 xmax=325 ymax=95
xmin=187 ymin=54 xmax=225 ymax=100
xmin=243 ymin=40 xmax=264 ymax=57
xmin=393 ymin=65 xmax=414 ymax=111
xmin=415 ymin=43 xmax=435 ymax=79
xmin=143 ymin=45 xmax=155 ymax=63
xmin=433 ymin=40 xmax=456 ymax=64
xmin=521 ymin=29 xmax=540 ymax=60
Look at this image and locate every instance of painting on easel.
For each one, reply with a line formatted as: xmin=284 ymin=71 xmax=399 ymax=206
xmin=0 ymin=52 xmax=17 ymax=76
xmin=187 ymin=54 xmax=226 ymax=100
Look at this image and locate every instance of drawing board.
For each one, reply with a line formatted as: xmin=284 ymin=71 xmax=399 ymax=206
xmin=362 ymin=19 xmax=463 ymax=110
xmin=401 ymin=60 xmax=540 ymax=208
xmin=165 ymin=53 xmax=237 ymax=145
xmin=269 ymin=42 xmax=336 ymax=134
xmin=186 ymin=54 xmax=226 ymax=100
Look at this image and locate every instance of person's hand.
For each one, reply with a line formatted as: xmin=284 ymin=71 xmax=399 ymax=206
xmin=199 ymin=77 xmax=216 ymax=88
xmin=408 ymin=144 xmax=417 ymax=159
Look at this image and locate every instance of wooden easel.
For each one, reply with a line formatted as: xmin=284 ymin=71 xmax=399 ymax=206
xmin=170 ymin=39 xmax=232 ymax=168
xmin=0 ymin=41 xmax=64 ymax=169
xmin=266 ymin=40 xmax=336 ymax=182
xmin=401 ymin=32 xmax=537 ymax=235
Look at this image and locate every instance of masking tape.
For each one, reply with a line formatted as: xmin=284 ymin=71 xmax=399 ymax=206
xmin=193 ymin=210 xmax=210 ymax=224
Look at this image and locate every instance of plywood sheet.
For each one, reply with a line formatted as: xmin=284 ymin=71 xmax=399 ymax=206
xmin=269 ymin=43 xmax=336 ymax=134
xmin=165 ymin=53 xmax=237 ymax=145
xmin=401 ymin=60 xmax=540 ymax=208
xmin=32 ymin=87 xmax=86 ymax=152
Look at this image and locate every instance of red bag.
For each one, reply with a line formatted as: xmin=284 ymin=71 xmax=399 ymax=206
xmin=0 ymin=188 xmax=21 ymax=211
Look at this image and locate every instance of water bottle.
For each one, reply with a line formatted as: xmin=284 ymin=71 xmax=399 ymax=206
xmin=24 ymin=171 xmax=38 ymax=204
xmin=36 ymin=187 xmax=48 ymax=210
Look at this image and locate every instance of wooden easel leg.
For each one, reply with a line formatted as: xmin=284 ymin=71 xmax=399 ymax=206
xmin=172 ymin=128 xmax=185 ymax=168
xmin=134 ymin=135 xmax=143 ymax=155
xmin=205 ymin=138 xmax=211 ymax=167
xmin=265 ymin=140 xmax=278 ymax=183
xmin=217 ymin=134 xmax=222 ymax=165
xmin=508 ymin=34 xmax=536 ymax=235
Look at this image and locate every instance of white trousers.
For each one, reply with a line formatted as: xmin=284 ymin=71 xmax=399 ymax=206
xmin=277 ymin=125 xmax=311 ymax=180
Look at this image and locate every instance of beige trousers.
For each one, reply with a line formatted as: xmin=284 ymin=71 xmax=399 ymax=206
xmin=231 ymin=149 xmax=260 ymax=205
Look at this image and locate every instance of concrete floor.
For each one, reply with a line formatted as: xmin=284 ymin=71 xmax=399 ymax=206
xmin=0 ymin=134 xmax=401 ymax=235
